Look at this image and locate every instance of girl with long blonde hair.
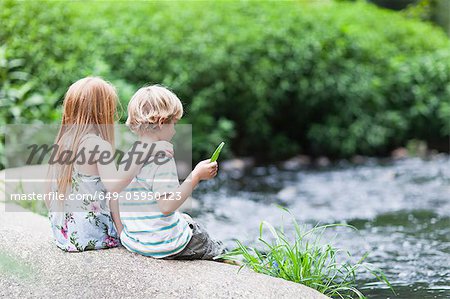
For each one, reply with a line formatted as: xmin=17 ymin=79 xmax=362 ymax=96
xmin=47 ymin=77 xmax=171 ymax=252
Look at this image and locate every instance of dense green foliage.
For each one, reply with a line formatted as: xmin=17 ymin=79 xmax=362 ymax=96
xmin=1 ymin=0 xmax=449 ymax=163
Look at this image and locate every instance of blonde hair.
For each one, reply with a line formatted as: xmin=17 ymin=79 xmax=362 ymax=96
xmin=126 ymin=84 xmax=183 ymax=134
xmin=50 ymin=76 xmax=118 ymax=197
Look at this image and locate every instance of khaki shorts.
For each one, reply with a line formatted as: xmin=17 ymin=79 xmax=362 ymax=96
xmin=165 ymin=213 xmax=226 ymax=260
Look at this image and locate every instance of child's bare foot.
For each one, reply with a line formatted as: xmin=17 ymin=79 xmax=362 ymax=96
xmin=216 ymin=258 xmax=243 ymax=266
xmin=224 ymin=259 xmax=242 ymax=266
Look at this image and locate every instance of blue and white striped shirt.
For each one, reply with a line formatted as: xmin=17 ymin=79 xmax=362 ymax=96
xmin=119 ymin=157 xmax=192 ymax=258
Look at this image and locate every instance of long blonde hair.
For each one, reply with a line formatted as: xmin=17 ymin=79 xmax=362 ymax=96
xmin=50 ymin=77 xmax=118 ymax=197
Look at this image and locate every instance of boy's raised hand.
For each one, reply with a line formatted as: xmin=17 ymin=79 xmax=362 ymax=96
xmin=193 ymin=159 xmax=218 ymax=181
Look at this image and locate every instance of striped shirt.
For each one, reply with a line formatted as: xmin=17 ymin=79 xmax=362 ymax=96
xmin=119 ymin=157 xmax=192 ymax=258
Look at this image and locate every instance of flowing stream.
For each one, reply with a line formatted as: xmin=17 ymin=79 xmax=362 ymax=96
xmin=191 ymin=156 xmax=450 ymax=299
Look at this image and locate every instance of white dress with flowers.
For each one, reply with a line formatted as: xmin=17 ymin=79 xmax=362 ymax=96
xmin=48 ymin=168 xmax=119 ymax=251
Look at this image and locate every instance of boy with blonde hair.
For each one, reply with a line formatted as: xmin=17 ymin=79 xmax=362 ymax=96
xmin=119 ymin=85 xmax=225 ymax=260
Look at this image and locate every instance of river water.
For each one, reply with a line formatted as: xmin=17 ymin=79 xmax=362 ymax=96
xmin=191 ymin=156 xmax=450 ymax=299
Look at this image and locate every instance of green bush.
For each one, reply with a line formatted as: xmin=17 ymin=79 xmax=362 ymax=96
xmin=1 ymin=0 xmax=449 ymax=162
xmin=0 ymin=46 xmax=62 ymax=169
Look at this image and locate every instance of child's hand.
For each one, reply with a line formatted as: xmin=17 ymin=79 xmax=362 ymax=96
xmin=193 ymin=159 xmax=218 ymax=181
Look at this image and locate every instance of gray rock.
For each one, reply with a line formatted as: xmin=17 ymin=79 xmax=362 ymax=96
xmin=220 ymin=158 xmax=254 ymax=173
xmin=391 ymin=147 xmax=409 ymax=160
xmin=0 ymin=201 xmax=328 ymax=299
xmin=315 ymin=157 xmax=331 ymax=168
xmin=280 ymin=155 xmax=311 ymax=171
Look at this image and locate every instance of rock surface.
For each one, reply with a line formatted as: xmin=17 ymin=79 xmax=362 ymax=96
xmin=0 ymin=172 xmax=328 ymax=299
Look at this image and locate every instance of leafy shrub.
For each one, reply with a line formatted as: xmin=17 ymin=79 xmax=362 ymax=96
xmin=0 ymin=46 xmax=62 ymax=168
xmin=1 ymin=0 xmax=449 ymax=162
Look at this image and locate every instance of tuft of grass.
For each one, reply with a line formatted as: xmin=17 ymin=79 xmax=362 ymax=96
xmin=218 ymin=206 xmax=394 ymax=299
xmin=0 ymin=251 xmax=34 ymax=280
xmin=6 ymin=180 xmax=47 ymax=215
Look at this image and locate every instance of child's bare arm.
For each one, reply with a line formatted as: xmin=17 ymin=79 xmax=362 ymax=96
xmin=95 ymin=141 xmax=142 ymax=193
xmin=157 ymin=159 xmax=217 ymax=215
xmin=96 ymin=140 xmax=173 ymax=193
xmin=109 ymin=198 xmax=123 ymax=235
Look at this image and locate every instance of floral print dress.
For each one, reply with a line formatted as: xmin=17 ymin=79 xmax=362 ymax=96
xmin=49 ymin=168 xmax=119 ymax=252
